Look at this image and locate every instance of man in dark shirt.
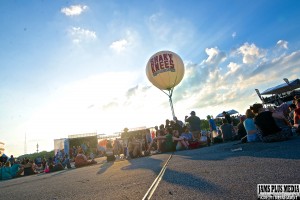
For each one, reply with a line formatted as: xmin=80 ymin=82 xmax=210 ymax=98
xmin=222 ymin=111 xmax=232 ymax=124
xmin=185 ymin=111 xmax=201 ymax=140
xmin=254 ymin=111 xmax=282 ymax=136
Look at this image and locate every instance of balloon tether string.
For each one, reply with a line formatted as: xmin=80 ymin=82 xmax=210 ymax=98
xmin=161 ymin=88 xmax=175 ymax=119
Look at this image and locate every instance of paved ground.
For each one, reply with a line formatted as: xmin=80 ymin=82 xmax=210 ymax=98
xmin=1 ymin=136 xmax=300 ymax=200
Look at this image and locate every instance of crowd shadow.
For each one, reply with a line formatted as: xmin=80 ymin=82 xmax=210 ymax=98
xmin=177 ymin=136 xmax=300 ymax=162
xmin=162 ymin=168 xmax=228 ymax=194
xmin=91 ymin=136 xmax=300 ymax=194
xmin=97 ymin=161 xmax=115 ymax=175
xmin=114 ymin=136 xmax=300 ymax=193
xmin=119 ymin=154 xmax=227 ymax=193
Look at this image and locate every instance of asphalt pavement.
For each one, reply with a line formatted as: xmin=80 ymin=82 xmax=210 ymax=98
xmin=1 ymin=136 xmax=300 ymax=200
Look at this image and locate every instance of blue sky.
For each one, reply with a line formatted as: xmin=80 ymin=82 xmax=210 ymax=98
xmin=1 ymin=0 xmax=300 ymax=156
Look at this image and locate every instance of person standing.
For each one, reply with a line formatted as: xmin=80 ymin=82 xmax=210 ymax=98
xmin=8 ymin=155 xmax=15 ymax=166
xmin=173 ymin=116 xmax=184 ymax=127
xmin=185 ymin=111 xmax=201 ymax=140
xmin=222 ymin=111 xmax=232 ymax=125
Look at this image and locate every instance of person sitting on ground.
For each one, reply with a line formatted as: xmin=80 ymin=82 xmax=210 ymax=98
xmin=288 ymin=104 xmax=296 ymax=125
xmin=180 ymin=126 xmax=193 ymax=142
xmin=1 ymin=162 xmax=13 ymax=180
xmin=270 ymin=105 xmax=293 ymax=129
xmin=49 ymin=161 xmax=64 ymax=173
xmin=146 ymin=129 xmax=153 ymax=145
xmin=182 ymin=126 xmax=206 ymax=148
xmin=34 ymin=161 xmax=44 ymax=173
xmin=61 ymin=154 xmax=72 ymax=169
xmin=106 ymin=140 xmax=115 ymax=162
xmin=75 ymin=149 xmax=97 ymax=168
xmin=0 ymin=154 xmax=8 ymax=164
xmin=251 ymin=103 xmax=291 ymax=142
xmin=165 ymin=119 xmax=171 ymax=130
xmin=294 ymin=98 xmax=300 ymax=134
xmin=219 ymin=118 xmax=235 ymax=142
xmin=158 ymin=124 xmax=166 ymax=136
xmin=128 ymin=137 xmax=143 ymax=158
xmin=113 ymin=138 xmax=123 ymax=159
xmin=10 ymin=160 xmax=24 ymax=178
xmin=237 ymin=116 xmax=247 ymax=140
xmin=212 ymin=128 xmax=224 ymax=144
xmin=170 ymin=119 xmax=183 ymax=134
xmin=23 ymin=159 xmax=37 ymax=176
xmin=243 ymin=109 xmax=259 ymax=142
xmin=147 ymin=128 xmax=188 ymax=154
xmin=0 ymin=161 xmax=23 ymax=180
xmin=172 ymin=129 xmax=189 ymax=151
xmin=275 ymin=102 xmax=291 ymax=119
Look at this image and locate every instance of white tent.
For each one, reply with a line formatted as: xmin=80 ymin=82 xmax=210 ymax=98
xmin=216 ymin=109 xmax=239 ymax=118
xmin=261 ymin=79 xmax=300 ymax=95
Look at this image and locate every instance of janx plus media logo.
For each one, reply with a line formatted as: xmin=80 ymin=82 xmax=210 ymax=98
xmin=257 ymin=184 xmax=300 ymax=199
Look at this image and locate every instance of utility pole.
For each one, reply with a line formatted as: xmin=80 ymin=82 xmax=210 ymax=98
xmin=36 ymin=143 xmax=39 ymax=153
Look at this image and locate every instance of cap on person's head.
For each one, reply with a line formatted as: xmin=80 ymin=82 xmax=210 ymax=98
xmin=190 ymin=111 xmax=195 ymax=115
xmin=222 ymin=111 xmax=226 ymax=114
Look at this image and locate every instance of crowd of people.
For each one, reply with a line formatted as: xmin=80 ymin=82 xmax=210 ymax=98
xmin=106 ymin=96 xmax=300 ymax=160
xmin=0 ymin=146 xmax=97 ymax=180
xmin=1 ymin=96 xmax=299 ymax=181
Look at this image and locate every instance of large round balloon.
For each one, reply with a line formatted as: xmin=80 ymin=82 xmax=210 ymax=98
xmin=146 ymin=50 xmax=185 ymax=91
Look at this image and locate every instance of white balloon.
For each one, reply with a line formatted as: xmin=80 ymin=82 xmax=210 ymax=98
xmin=146 ymin=50 xmax=185 ymax=90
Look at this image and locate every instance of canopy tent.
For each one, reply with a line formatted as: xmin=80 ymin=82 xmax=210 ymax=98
xmin=216 ymin=109 xmax=239 ymax=118
xmin=227 ymin=109 xmax=239 ymax=115
xmin=261 ymin=79 xmax=300 ymax=95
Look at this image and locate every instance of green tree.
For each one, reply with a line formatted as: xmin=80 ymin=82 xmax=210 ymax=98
xmin=18 ymin=150 xmax=55 ymax=161
xmin=200 ymin=119 xmax=209 ymax=130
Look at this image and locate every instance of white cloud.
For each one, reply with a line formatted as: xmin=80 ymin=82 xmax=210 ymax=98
xmin=203 ymin=47 xmax=226 ymax=66
xmin=69 ymin=27 xmax=97 ymax=43
xmin=109 ymin=30 xmax=138 ymax=53
xmin=276 ymin=40 xmax=288 ymax=49
xmin=61 ymin=5 xmax=88 ymax=16
xmin=227 ymin=62 xmax=240 ymax=73
xmin=232 ymin=32 xmax=236 ymax=39
xmin=110 ymin=39 xmax=129 ymax=52
xmin=237 ymin=43 xmax=264 ymax=64
xmin=147 ymin=12 xmax=195 ymax=48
